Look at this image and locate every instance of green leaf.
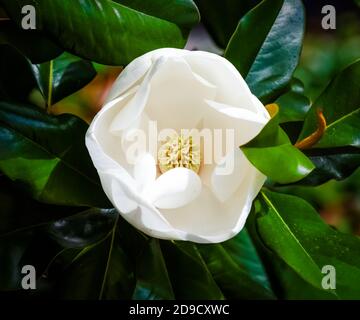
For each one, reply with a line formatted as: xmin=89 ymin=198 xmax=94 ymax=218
xmin=0 ymin=45 xmax=96 ymax=106
xmin=31 ymin=52 xmax=96 ymax=106
xmin=194 ymin=0 xmax=260 ymax=47
xmin=0 ymin=229 xmax=60 ymax=291
xmin=247 ymin=208 xmax=337 ymax=299
xmin=116 ymin=0 xmax=199 ymax=31
xmin=222 ymin=229 xmax=273 ymax=291
xmin=276 ymin=78 xmax=311 ymax=123
xmin=243 ymin=145 xmax=314 ymax=184
xmin=262 ymin=251 xmax=337 ymax=299
xmin=197 ymin=230 xmax=275 ymax=299
xmin=114 ymin=219 xmax=175 ymax=300
xmin=0 ymin=101 xmax=111 ymax=207
xmin=30 ymin=216 xmax=276 ymax=300
xmin=47 ymin=208 xmax=117 ymax=248
xmin=1 ymin=0 xmax=199 ymax=65
xmin=0 ymin=230 xmax=34 ymax=290
xmin=0 ymin=175 xmax=82 ymax=236
xmin=0 ymin=45 xmax=37 ymax=102
xmin=133 ymin=239 xmax=175 ymax=300
xmin=161 ymin=241 xmax=224 ymax=299
xmin=255 ymin=190 xmax=360 ymax=299
xmin=299 ymin=60 xmax=360 ymax=149
xmin=256 ymin=191 xmax=323 ymax=289
xmin=119 ymin=219 xmax=268 ymax=300
xmin=225 ymin=0 xmax=305 ymax=102
xmin=299 ymin=147 xmax=360 ymax=186
xmin=55 ymin=216 xmax=135 ymax=299
xmin=293 ymin=61 xmax=360 ymax=185
xmin=0 ymin=21 xmax=63 ymax=63
xmin=242 ymin=108 xmax=315 ymax=184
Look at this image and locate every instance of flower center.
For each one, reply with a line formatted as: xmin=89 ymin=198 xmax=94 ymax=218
xmin=158 ymin=134 xmax=201 ymax=174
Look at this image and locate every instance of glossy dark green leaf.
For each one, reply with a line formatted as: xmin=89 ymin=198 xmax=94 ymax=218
xmin=243 ymin=145 xmax=314 ymax=184
xmin=0 ymin=101 xmax=111 ymax=207
xmin=31 ymin=52 xmax=96 ymax=106
xmin=1 ymin=0 xmax=199 ymax=65
xmin=242 ymin=109 xmax=315 ymax=184
xmin=161 ymin=241 xmax=224 ymax=299
xmin=247 ymin=208 xmax=337 ymax=300
xmin=45 ymin=215 xmax=277 ymax=300
xmin=133 ymin=239 xmax=175 ymax=300
xmin=56 ymin=217 xmax=135 ymax=299
xmin=255 ymin=190 xmax=360 ymax=299
xmin=0 ymin=175 xmax=82 ymax=236
xmin=0 ymin=230 xmax=60 ymax=291
xmin=276 ymin=78 xmax=311 ymax=123
xmin=197 ymin=230 xmax=275 ymax=299
xmin=252 ymin=244 xmax=337 ymax=299
xmin=0 ymin=230 xmax=34 ymax=290
xmin=47 ymin=208 xmax=117 ymax=248
xmin=222 ymin=229 xmax=273 ymax=292
xmin=279 ymin=121 xmax=304 ymax=145
xmin=298 ymin=147 xmax=360 ymax=186
xmin=52 ymin=217 xmax=209 ymax=300
xmin=256 ymin=191 xmax=324 ymax=290
xmin=0 ymin=45 xmax=37 ymax=102
xmin=293 ymin=61 xmax=360 ymax=185
xmin=0 ymin=45 xmax=96 ymax=106
xmin=194 ymin=0 xmax=260 ymax=47
xmin=225 ymin=0 xmax=304 ymax=102
xmin=272 ymin=258 xmax=338 ymax=299
xmin=0 ymin=21 xmax=62 ymax=63
xmin=118 ymin=220 xmax=186 ymax=300
xmin=116 ymin=0 xmax=199 ymax=31
xmin=299 ymin=60 xmax=360 ymax=149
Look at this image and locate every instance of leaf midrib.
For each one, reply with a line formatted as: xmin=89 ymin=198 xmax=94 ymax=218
xmin=99 ymin=214 xmax=119 ymax=300
xmin=325 ymin=107 xmax=360 ymax=130
xmin=260 ymin=192 xmax=322 ymax=273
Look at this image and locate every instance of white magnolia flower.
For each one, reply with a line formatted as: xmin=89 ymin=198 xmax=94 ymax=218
xmin=86 ymin=48 xmax=270 ymax=243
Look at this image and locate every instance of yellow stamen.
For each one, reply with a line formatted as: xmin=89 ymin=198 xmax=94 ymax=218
xmin=158 ymin=134 xmax=201 ymax=174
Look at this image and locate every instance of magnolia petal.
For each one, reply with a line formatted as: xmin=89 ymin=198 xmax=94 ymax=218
xmin=105 ymin=57 xmax=151 ymax=103
xmin=160 ymin=186 xmax=221 ymax=233
xmin=184 ymin=51 xmax=256 ymax=110
xmin=109 ymin=57 xmax=166 ymax=133
xmin=203 ymin=100 xmax=269 ymax=148
xmin=210 ymin=148 xmax=249 ymax=202
xmin=251 ymin=94 xmax=271 ymax=119
xmin=87 ymin=87 xmax=139 ymax=173
xmin=230 ymin=168 xmax=267 ymax=235
xmin=144 ymin=56 xmax=217 ymax=132
xmin=104 ymin=48 xmax=185 ymax=103
xmin=107 ymin=172 xmax=139 ymax=214
xmin=133 ymin=153 xmax=156 ymax=192
xmin=107 ymin=175 xmax=179 ymax=237
xmin=133 ymin=205 xmax=185 ymax=239
xmin=161 ymin=165 xmax=266 ymax=243
xmin=146 ymin=167 xmax=202 ymax=209
xmin=85 ymin=94 xmax=138 ymax=190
